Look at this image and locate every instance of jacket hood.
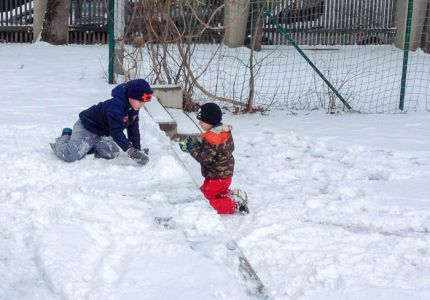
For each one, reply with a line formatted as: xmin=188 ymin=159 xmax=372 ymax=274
xmin=210 ymin=124 xmax=232 ymax=133
xmin=111 ymin=83 xmax=128 ymax=102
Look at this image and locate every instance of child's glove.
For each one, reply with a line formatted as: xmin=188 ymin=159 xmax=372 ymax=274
xmin=127 ymin=147 xmax=149 ymax=165
xmin=187 ymin=136 xmax=201 ymax=148
xmin=179 ymin=136 xmax=201 ymax=153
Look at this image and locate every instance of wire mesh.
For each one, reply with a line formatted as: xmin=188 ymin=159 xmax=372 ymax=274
xmin=113 ymin=0 xmax=430 ymax=113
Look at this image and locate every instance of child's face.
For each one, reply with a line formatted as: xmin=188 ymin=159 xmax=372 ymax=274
xmin=199 ymin=120 xmax=212 ymax=131
xmin=129 ymin=98 xmax=145 ymax=111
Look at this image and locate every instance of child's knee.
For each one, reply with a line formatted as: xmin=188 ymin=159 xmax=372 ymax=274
xmin=107 ymin=149 xmax=120 ymax=159
xmin=96 ymin=148 xmax=119 ymax=159
xmin=93 ymin=139 xmax=119 ymax=159
xmin=62 ymin=154 xmax=80 ymax=162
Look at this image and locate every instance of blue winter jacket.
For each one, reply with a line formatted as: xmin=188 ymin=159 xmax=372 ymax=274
xmin=79 ymin=84 xmax=141 ymax=152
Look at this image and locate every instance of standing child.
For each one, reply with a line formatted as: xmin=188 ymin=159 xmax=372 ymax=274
xmin=180 ymin=103 xmax=249 ymax=214
xmin=50 ymin=79 xmax=152 ymax=165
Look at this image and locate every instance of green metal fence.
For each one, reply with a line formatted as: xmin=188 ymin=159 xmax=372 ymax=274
xmin=109 ymin=0 xmax=430 ymax=113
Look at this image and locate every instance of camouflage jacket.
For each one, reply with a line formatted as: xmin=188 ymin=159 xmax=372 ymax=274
xmin=190 ymin=124 xmax=234 ymax=179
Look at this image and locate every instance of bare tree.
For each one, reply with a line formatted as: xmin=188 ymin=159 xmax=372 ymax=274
xmin=121 ymin=0 xmax=280 ymax=112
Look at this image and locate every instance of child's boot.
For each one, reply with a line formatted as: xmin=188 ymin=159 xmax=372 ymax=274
xmin=50 ymin=127 xmax=72 ymax=153
xmin=61 ymin=127 xmax=73 ymax=136
xmin=231 ymin=189 xmax=250 ymax=214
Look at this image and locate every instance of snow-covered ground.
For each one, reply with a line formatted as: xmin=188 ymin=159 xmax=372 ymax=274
xmin=1 ymin=43 xmax=430 ymax=300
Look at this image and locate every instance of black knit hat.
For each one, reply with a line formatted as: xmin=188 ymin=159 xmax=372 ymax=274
xmin=197 ymin=103 xmax=222 ymax=126
xmin=126 ymin=79 xmax=153 ymax=101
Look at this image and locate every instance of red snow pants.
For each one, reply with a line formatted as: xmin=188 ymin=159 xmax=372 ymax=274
xmin=200 ymin=177 xmax=236 ymax=214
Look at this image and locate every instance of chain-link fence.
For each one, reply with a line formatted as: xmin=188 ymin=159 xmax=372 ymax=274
xmin=110 ymin=0 xmax=430 ymax=113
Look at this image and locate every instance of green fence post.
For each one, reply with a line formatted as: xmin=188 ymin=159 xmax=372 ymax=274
xmin=399 ymin=0 xmax=414 ymax=111
xmin=108 ymin=0 xmax=115 ymax=84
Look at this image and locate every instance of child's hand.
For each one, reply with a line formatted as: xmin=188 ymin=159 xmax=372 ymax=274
xmin=179 ymin=142 xmax=191 ymax=153
xmin=179 ymin=136 xmax=201 ymax=153
xmin=186 ymin=136 xmax=201 ymax=148
xmin=127 ymin=147 xmax=149 ymax=165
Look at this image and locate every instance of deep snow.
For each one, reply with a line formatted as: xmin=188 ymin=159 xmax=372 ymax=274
xmin=0 ymin=43 xmax=430 ymax=300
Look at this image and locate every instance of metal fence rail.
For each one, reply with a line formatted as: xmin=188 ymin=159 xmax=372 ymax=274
xmin=0 ymin=0 xmax=401 ymax=46
xmin=1 ymin=0 xmax=108 ymax=44
xmin=0 ymin=0 xmax=33 ymax=26
xmin=69 ymin=0 xmax=108 ymax=44
xmin=0 ymin=0 xmax=33 ymax=43
xmin=263 ymin=0 xmax=397 ymax=45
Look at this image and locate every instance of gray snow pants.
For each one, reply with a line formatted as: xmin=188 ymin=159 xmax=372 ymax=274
xmin=50 ymin=120 xmax=120 ymax=162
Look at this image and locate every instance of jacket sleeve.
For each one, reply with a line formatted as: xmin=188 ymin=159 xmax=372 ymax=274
xmin=106 ymin=109 xmax=132 ymax=152
xmin=127 ymin=118 xmax=141 ymax=150
xmin=190 ymin=140 xmax=217 ymax=166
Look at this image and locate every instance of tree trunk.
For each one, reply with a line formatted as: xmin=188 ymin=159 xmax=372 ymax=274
xmin=249 ymin=0 xmax=264 ymax=51
xmin=41 ymin=0 xmax=72 ymax=45
xmin=224 ymin=0 xmax=250 ymax=48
